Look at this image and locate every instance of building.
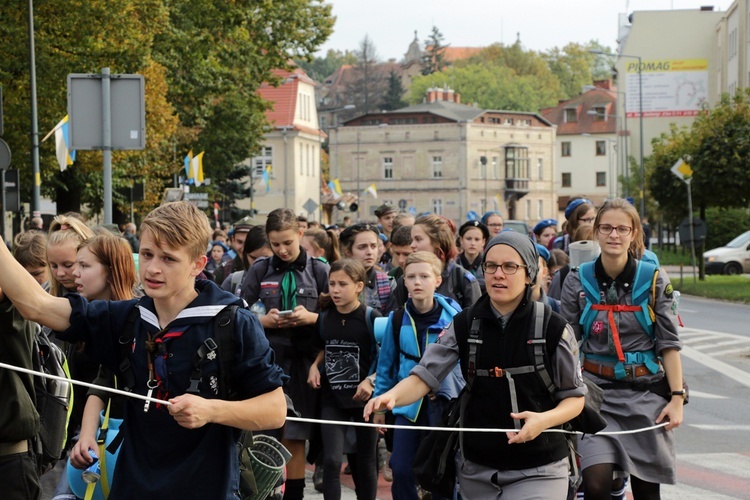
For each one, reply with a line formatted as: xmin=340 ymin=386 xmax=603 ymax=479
xmin=237 ymin=67 xmax=324 ymax=220
xmin=614 ymin=6 xmax=724 ymax=161
xmin=541 ymin=82 xmax=619 ymax=210
xmin=329 ymin=88 xmax=557 ymax=224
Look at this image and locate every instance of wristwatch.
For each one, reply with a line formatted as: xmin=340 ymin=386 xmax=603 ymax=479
xmin=670 ymin=390 xmax=687 ymax=402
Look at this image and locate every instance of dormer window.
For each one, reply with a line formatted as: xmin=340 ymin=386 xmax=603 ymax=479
xmin=564 ymin=108 xmax=577 ymax=123
xmin=593 ymin=106 xmax=607 ymax=121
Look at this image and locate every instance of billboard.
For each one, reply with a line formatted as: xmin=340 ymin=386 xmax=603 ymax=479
xmin=625 ymin=59 xmax=708 ymax=118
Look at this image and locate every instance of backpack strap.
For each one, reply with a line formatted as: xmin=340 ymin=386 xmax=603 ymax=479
xmin=117 ymin=305 xmax=140 ymax=392
xmin=390 ymin=307 xmax=421 ymax=363
xmin=578 ymin=262 xmax=600 ymax=341
xmin=214 ymin=305 xmax=240 ymax=400
xmin=451 ymin=264 xmax=465 ymax=304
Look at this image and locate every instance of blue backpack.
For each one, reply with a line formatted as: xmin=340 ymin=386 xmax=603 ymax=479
xmin=578 ymin=253 xmax=662 ymax=380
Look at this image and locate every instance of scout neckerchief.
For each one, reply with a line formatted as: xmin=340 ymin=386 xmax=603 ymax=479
xmin=143 ymin=326 xmax=188 ymax=411
xmin=275 ymin=247 xmax=308 ymax=311
xmin=459 ymin=252 xmax=483 ymax=276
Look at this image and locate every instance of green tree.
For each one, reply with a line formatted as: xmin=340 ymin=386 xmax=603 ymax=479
xmin=381 ymin=70 xmax=406 ymax=111
xmin=544 ymin=40 xmax=613 ymax=99
xmin=295 ymin=49 xmax=357 ymax=83
xmin=422 ymin=26 xmax=448 ymax=75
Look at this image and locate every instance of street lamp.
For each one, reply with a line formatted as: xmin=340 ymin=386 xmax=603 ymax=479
xmin=590 ymin=49 xmax=644 ymax=215
xmin=587 ymin=110 xmax=625 ymax=197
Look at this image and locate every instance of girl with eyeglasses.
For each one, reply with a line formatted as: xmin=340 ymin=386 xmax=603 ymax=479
xmin=554 ymin=197 xmax=596 ymax=254
xmin=560 ymin=198 xmax=684 ymax=500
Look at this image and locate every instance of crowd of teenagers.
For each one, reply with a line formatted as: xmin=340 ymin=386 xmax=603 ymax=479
xmin=0 ymin=196 xmax=684 ymax=500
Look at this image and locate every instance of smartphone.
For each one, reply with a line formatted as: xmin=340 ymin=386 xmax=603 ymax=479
xmin=277 ymin=310 xmax=294 ymax=317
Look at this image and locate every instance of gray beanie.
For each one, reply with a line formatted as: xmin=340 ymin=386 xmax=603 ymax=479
xmin=483 ymin=231 xmax=539 ymax=284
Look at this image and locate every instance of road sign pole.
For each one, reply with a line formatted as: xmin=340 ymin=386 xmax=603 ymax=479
xmin=102 ymin=68 xmax=113 ymax=224
xmin=686 ymin=179 xmax=697 ymax=283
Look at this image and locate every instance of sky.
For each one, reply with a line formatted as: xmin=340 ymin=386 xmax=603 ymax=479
xmin=316 ymin=0 xmax=734 ymax=60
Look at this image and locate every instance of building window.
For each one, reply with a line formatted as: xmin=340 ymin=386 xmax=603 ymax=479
xmin=593 ymin=106 xmax=607 ymax=121
xmin=505 ymin=146 xmax=529 ymax=180
xmin=525 ymin=199 xmax=531 ymax=219
xmin=432 ymin=198 xmax=443 ymax=215
xmin=561 ymin=142 xmax=571 ymax=157
xmin=252 ymin=146 xmax=273 ymax=178
xmin=537 ymin=158 xmax=543 ymax=180
xmin=562 ymin=172 xmax=572 ymax=188
xmin=564 ymin=108 xmax=577 ymax=123
xmin=596 ymin=171 xmax=606 ymax=187
xmin=431 ymin=156 xmax=443 ymax=178
xmin=596 ymin=141 xmax=606 ymax=156
xmin=383 ymin=157 xmax=393 ymax=179
xmin=492 ymin=156 xmax=500 ymax=178
xmin=537 ymin=200 xmax=544 ymax=219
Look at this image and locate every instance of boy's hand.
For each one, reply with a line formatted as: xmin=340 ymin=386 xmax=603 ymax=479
xmin=69 ymin=436 xmax=98 ymax=469
xmin=354 ymin=379 xmax=373 ymax=401
xmin=168 ymin=394 xmax=214 ymax=429
xmin=308 ymin=364 xmax=321 ymax=389
xmin=363 ymin=394 xmax=395 ymax=421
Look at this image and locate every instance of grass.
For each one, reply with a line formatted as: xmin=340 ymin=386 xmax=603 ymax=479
xmin=673 ymin=274 xmax=750 ymax=303
xmin=653 ymin=247 xmax=700 ymax=266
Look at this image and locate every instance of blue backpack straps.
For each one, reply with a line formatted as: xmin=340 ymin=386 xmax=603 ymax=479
xmin=578 ymin=262 xmax=600 ymax=341
xmin=631 ymin=261 xmax=657 ymax=337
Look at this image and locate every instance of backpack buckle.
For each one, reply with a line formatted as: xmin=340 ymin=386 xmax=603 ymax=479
xmin=491 ymin=367 xmax=504 ymax=378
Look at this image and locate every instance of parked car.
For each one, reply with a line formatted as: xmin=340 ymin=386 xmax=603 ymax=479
xmin=503 ymin=220 xmax=531 ymax=237
xmin=704 ymin=230 xmax=750 ymax=275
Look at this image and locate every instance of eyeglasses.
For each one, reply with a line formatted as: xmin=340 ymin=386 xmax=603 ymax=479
xmin=487 ymin=223 xmax=504 ymax=228
xmin=481 ymin=262 xmax=527 ymax=275
xmin=596 ymin=224 xmax=633 ymax=236
xmin=578 ymin=217 xmax=596 ymax=223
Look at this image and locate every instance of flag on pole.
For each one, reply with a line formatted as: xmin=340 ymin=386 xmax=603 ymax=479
xmin=327 ymin=181 xmax=340 ymax=200
xmin=191 ymin=152 xmax=205 ymax=186
xmin=43 ymin=116 xmax=76 ymax=171
xmin=365 ymin=184 xmax=377 ymax=199
xmin=332 ymin=179 xmax=343 ymax=197
xmin=184 ymin=150 xmax=193 ymax=183
xmin=494 ymin=193 xmax=502 ymax=210
xmin=262 ymin=165 xmax=272 ymax=193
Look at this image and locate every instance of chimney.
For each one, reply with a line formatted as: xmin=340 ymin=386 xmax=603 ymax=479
xmin=593 ymin=79 xmax=612 ymax=90
xmin=425 ymin=86 xmax=462 ymax=104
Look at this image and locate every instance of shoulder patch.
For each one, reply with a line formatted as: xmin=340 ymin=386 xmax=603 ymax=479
xmin=664 ymin=283 xmax=674 ymax=299
xmin=464 ymin=272 xmax=476 ymax=282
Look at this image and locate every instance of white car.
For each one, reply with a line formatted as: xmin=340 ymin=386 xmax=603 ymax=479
xmin=704 ymin=230 xmax=750 ymax=275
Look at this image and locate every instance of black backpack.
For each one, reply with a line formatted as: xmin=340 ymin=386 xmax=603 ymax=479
xmin=31 ymin=327 xmax=73 ymax=475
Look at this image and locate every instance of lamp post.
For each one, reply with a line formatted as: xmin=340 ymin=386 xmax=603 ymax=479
xmin=590 ymin=49 xmax=644 ymax=215
xmin=355 ymin=130 xmax=360 ymax=221
xmin=320 ymin=104 xmax=354 ymax=223
xmin=586 ymin=111 xmax=630 ymax=197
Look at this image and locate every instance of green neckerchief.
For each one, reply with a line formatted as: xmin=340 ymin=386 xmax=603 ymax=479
xmin=280 ymin=269 xmax=297 ymax=311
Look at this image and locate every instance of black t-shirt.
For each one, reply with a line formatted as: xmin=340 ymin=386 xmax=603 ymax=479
xmin=315 ymin=304 xmax=381 ymax=408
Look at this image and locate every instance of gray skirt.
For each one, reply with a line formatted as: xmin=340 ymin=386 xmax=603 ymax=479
xmin=578 ymin=372 xmax=677 ymax=484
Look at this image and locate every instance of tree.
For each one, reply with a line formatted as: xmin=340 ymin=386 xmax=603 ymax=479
xmin=346 ymin=35 xmax=385 ymax=115
xmin=295 ymin=49 xmax=357 ymax=83
xmin=381 ymin=70 xmax=406 ymax=111
xmin=422 ymin=26 xmax=448 ymax=75
xmin=544 ymin=40 xmax=613 ymax=99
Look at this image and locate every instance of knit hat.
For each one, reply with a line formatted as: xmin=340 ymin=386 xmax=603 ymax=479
xmin=532 ymin=218 xmax=558 ymax=235
xmin=484 ymin=231 xmax=539 ymax=284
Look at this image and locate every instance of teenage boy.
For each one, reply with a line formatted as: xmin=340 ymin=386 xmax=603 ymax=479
xmin=386 ymin=225 xmax=414 ymax=282
xmin=373 ymin=251 xmax=464 ymax=500
xmin=0 ymin=202 xmax=287 ymax=499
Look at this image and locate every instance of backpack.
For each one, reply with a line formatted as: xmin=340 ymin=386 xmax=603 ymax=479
xmin=31 ymin=327 xmax=74 ymax=475
xmin=119 ymin=304 xmax=279 ymax=500
xmin=577 ymin=260 xmax=662 ymax=379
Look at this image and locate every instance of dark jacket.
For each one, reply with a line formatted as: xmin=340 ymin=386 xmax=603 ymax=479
xmin=0 ymin=300 xmax=39 ymax=442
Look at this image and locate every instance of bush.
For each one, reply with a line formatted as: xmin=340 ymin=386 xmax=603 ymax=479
xmin=703 ymin=207 xmax=750 ymax=250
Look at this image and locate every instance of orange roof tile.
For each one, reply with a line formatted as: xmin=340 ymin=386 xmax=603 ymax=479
xmin=540 ymin=88 xmax=618 ymax=135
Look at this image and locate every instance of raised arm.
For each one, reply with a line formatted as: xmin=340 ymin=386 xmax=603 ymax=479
xmin=0 ymin=241 xmax=72 ymax=331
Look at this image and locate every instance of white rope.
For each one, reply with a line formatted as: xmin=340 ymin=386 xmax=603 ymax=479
xmin=0 ymin=361 xmax=172 ymax=406
xmin=0 ymin=361 xmax=670 ymax=436
xmin=286 ymin=416 xmax=668 ymax=436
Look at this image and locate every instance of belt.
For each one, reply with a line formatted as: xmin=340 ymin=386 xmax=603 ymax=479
xmin=0 ymin=440 xmax=28 ymax=456
xmin=583 ymin=359 xmax=651 ymax=380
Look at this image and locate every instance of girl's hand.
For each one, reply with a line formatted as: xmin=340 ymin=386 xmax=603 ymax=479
xmin=656 ymin=398 xmax=684 ymax=431
xmin=308 ymin=364 xmax=321 ymax=389
xmin=354 ymin=379 xmax=373 ymax=401
xmin=363 ymin=394 xmax=395 ymax=421
xmin=506 ymin=411 xmax=547 ymax=445
xmin=276 ymin=305 xmax=315 ymax=328
xmin=69 ymin=435 xmax=98 ymax=469
xmin=373 ymin=412 xmax=387 ymax=435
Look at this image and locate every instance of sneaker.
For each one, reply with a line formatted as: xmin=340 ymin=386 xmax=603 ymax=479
xmin=313 ymin=465 xmax=324 ymax=492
